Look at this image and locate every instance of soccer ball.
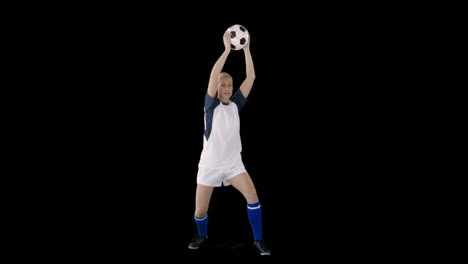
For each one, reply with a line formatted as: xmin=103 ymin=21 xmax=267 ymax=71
xmin=227 ymin=24 xmax=249 ymax=50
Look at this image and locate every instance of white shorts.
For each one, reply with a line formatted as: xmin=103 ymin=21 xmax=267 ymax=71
xmin=197 ymin=160 xmax=246 ymax=187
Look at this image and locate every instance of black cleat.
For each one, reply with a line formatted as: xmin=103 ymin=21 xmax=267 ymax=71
xmin=254 ymin=240 xmax=271 ymax=255
xmin=188 ymin=235 xmax=208 ymax=249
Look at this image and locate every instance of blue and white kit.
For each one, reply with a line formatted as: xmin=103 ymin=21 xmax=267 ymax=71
xmin=197 ymin=90 xmax=247 ymax=187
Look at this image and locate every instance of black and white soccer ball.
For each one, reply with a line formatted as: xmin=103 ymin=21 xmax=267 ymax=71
xmin=227 ymin=24 xmax=249 ymax=50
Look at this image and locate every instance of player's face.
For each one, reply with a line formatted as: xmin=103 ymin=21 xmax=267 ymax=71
xmin=218 ymin=77 xmax=233 ymax=101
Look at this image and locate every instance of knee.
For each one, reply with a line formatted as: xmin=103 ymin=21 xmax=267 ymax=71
xmin=244 ymin=187 xmax=258 ymax=201
xmin=194 ymin=208 xmax=208 ymax=218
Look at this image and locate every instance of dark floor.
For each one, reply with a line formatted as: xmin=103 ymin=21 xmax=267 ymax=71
xmin=186 ymin=241 xmax=265 ymax=257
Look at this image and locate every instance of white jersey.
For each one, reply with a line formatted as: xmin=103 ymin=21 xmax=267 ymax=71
xmin=198 ymin=90 xmax=247 ymax=169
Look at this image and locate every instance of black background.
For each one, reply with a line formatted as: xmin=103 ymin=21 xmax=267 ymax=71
xmin=43 ymin=6 xmax=413 ymax=260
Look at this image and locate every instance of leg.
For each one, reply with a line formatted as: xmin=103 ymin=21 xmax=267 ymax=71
xmin=189 ymin=184 xmax=214 ymax=249
xmin=195 ymin=184 xmax=214 ymax=218
xmin=229 ymin=172 xmax=263 ymax=239
xmin=228 ymin=172 xmax=271 ymax=255
xmin=227 ymin=172 xmax=258 ymax=204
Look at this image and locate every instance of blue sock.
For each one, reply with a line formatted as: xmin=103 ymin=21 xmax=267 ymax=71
xmin=247 ymin=202 xmax=263 ymax=241
xmin=194 ymin=214 xmax=208 ymax=238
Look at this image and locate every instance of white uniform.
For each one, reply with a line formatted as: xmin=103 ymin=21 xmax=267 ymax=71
xmin=197 ymin=90 xmax=247 ymax=187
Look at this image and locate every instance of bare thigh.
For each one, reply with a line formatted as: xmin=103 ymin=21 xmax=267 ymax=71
xmin=228 ymin=172 xmax=259 ymax=204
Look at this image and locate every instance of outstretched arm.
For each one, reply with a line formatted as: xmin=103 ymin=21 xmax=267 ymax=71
xmin=239 ymin=38 xmax=255 ymax=98
xmin=207 ymin=31 xmax=231 ymax=98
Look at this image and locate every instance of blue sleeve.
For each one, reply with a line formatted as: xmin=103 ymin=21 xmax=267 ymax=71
xmin=205 ymin=93 xmax=219 ymax=112
xmin=204 ymin=93 xmax=220 ymax=140
xmin=230 ymin=90 xmax=247 ymax=111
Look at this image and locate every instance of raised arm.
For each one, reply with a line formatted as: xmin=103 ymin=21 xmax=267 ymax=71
xmin=207 ymin=31 xmax=232 ymax=98
xmin=239 ymin=38 xmax=255 ymax=98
